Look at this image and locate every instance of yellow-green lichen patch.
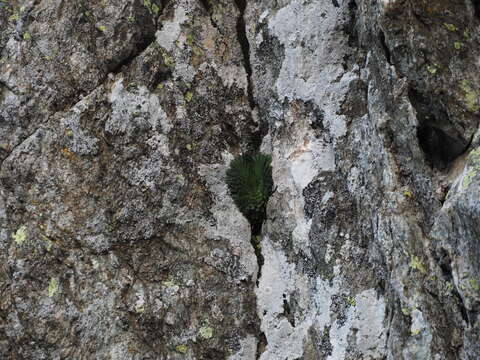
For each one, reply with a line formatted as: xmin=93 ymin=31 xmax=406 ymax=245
xmin=184 ymin=91 xmax=193 ymax=102
xmin=12 ymin=225 xmax=27 ymax=245
xmin=469 ymin=278 xmax=480 ymax=292
xmin=143 ymin=0 xmax=160 ymax=16
xmin=459 ymin=80 xmax=479 ymax=112
xmin=23 ymin=32 xmax=31 ymax=40
xmin=444 ymin=281 xmax=454 ymax=292
xmin=443 ymin=23 xmax=457 ymax=31
xmin=461 ymin=147 xmax=480 ymax=190
xmin=48 ymin=278 xmax=59 ymax=297
xmin=151 ymin=4 xmax=160 ymax=15
xmin=9 ymin=13 xmax=19 ymax=22
xmin=98 ymin=25 xmax=106 ymax=32
xmin=411 ymin=329 xmax=422 ymax=336
xmin=198 ymin=325 xmax=213 ymax=339
xmin=401 ymin=307 xmax=411 ymax=316
xmin=469 ymin=147 xmax=480 ymax=163
xmin=41 ymin=235 xmax=53 ymax=251
xmin=346 ymin=296 xmax=356 ymax=307
xmin=426 ymin=65 xmax=437 ymax=74
xmin=163 ymin=279 xmax=176 ymax=287
xmin=175 ymin=344 xmax=188 ymax=354
xmin=454 ymin=42 xmax=462 ymax=50
xmin=186 ymin=34 xmax=194 ymax=46
xmin=126 ymin=82 xmax=138 ymax=91
xmin=161 ymin=50 xmax=175 ymax=68
xmin=410 ymin=256 xmax=427 ymax=274
xmin=462 ymin=168 xmax=477 ymax=189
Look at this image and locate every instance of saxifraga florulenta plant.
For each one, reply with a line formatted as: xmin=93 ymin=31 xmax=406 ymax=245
xmin=225 ymin=152 xmax=274 ymax=235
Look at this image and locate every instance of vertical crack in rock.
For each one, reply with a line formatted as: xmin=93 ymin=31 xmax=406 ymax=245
xmin=434 ymin=248 xmax=470 ymax=325
xmin=249 ymin=159 xmax=269 ymax=359
xmin=346 ymin=0 xmax=359 ymax=47
xmin=472 ymin=0 xmax=480 ymax=19
xmin=255 ymin=331 xmax=268 ymax=359
xmin=232 ymin=0 xmax=267 ymax=296
xmin=378 ymin=30 xmax=391 ymax=65
xmin=251 ymin=234 xmax=265 ymax=286
xmin=232 ymin=0 xmax=267 ymax=290
xmin=282 ymin=294 xmax=295 ymax=327
xmin=234 ymin=0 xmax=256 ymax=109
xmin=226 ymin=3 xmax=271 ymax=339
xmin=198 ymin=0 xmax=211 ymax=12
xmin=225 ymin=150 xmax=271 ymax=357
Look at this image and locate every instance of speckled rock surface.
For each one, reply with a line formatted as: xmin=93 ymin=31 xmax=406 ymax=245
xmin=1 ymin=0 xmax=479 ymax=359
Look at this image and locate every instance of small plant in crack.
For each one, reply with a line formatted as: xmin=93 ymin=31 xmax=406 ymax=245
xmin=225 ymin=152 xmax=273 ymax=235
xmin=225 ymin=151 xmax=274 ymax=282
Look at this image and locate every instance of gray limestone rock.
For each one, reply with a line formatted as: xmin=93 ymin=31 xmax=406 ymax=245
xmin=1 ymin=0 xmax=479 ymax=359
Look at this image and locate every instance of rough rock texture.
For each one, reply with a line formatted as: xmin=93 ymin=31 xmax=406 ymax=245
xmin=1 ymin=0 xmax=479 ymax=359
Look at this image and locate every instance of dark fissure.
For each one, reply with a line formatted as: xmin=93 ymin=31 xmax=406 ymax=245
xmin=378 ymin=30 xmax=391 ymax=65
xmin=198 ymin=0 xmax=211 ymax=13
xmin=225 ymin=153 xmax=272 ymax=358
xmin=250 ymin=217 xmax=265 ymax=286
xmin=409 ymin=88 xmax=470 ymax=170
xmin=222 ymin=1 xmax=269 ymax=356
xmin=473 ymin=0 xmax=480 ymax=19
xmin=107 ymin=35 xmax=155 ymax=74
xmin=234 ymin=0 xmax=256 ymax=109
xmin=225 ymin=152 xmax=272 ymax=283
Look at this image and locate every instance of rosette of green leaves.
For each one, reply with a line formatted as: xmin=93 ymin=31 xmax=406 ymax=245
xmin=225 ymin=153 xmax=273 ymax=233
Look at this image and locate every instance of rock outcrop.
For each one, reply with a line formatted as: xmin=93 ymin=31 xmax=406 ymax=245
xmin=1 ymin=0 xmax=479 ymax=359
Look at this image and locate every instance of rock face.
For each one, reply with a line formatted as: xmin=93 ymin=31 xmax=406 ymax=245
xmin=1 ymin=0 xmax=479 ymax=359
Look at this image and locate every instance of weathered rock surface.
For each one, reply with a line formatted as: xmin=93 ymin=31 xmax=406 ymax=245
xmin=1 ymin=0 xmax=479 ymax=359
